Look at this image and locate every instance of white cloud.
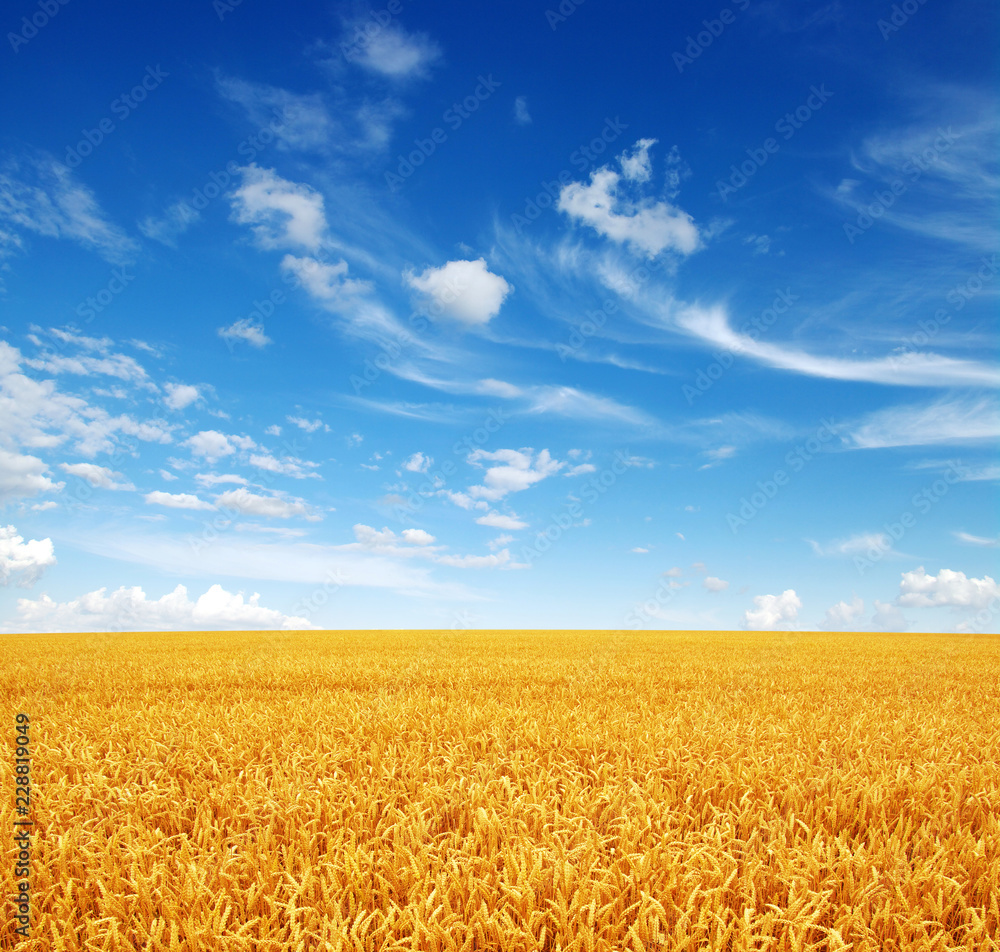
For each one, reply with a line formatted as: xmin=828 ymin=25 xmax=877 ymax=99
xmin=663 ymin=567 xmax=683 ymax=577
xmin=230 ymin=165 xmax=327 ymax=252
xmin=194 ymin=473 xmax=247 ymax=489
xmin=217 ymin=76 xmax=336 ymax=153
xmin=558 ymin=148 xmax=701 ymax=257
xmin=564 ymin=463 xmax=596 ymax=476
xmin=872 ymin=599 xmax=908 ymax=632
xmin=59 ymin=462 xmax=134 ymax=491
xmin=487 ymin=533 xmax=514 ymax=550
xmin=820 ymin=595 xmax=865 ymax=630
xmin=185 ymin=430 xmax=255 ymax=463
xmin=0 ymin=449 xmax=63 ymax=504
xmin=215 ymin=488 xmax=317 ymax=521
xmin=675 ymin=304 xmax=1000 ymax=389
xmin=265 ymin=425 xmax=282 ymax=436
xmin=138 ymin=199 xmax=201 ymax=247
xmin=631 ymin=547 xmax=649 ymax=554
xmin=248 ymin=453 xmax=320 ymax=479
xmin=514 ymin=96 xmax=532 ymax=125
xmin=23 ymin=351 xmax=149 ymax=384
xmin=808 ymin=532 xmax=892 ymax=558
xmin=401 ymin=528 xmax=435 ymax=546
xmin=12 ymin=583 xmax=312 ymax=632
xmin=743 ymin=589 xmax=801 ymax=630
xmin=619 ymin=138 xmax=656 ymax=183
xmin=218 ymin=319 xmax=272 ymax=349
xmin=0 ymin=525 xmax=55 ymax=587
xmin=280 ymin=254 xmax=372 ymax=310
xmin=897 ymin=566 xmax=998 ymax=610
xmin=349 ymin=23 xmax=441 ymax=79
xmin=286 ymin=415 xmax=329 ymax=433
xmin=953 ymin=531 xmax=999 ymax=547
xmin=476 ymin=511 xmax=528 ymax=530
xmin=144 ymin=491 xmax=215 ymax=511
xmin=406 ymin=258 xmax=512 ymax=327
xmin=466 ymin=448 xmax=563 ymax=501
xmin=744 ymin=233 xmax=771 ymax=255
xmin=163 ymin=383 xmax=200 ymax=411
xmin=703 ymin=576 xmax=729 ymax=592
xmin=403 ymin=451 xmax=432 ymax=473
xmin=846 ymin=397 xmax=1000 ymax=448
xmin=0 ymin=155 xmax=138 ymax=264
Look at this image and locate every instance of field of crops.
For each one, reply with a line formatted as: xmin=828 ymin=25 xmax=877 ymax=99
xmin=1 ymin=628 xmax=998 ymax=951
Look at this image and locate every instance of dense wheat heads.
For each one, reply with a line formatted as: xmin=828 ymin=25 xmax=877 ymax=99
xmin=1 ymin=629 xmax=998 ymax=951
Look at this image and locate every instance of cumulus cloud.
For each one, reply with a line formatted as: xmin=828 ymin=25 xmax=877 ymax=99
xmin=12 ymin=583 xmax=312 ymax=632
xmin=619 ymin=138 xmax=657 ymax=183
xmin=215 ymin=488 xmax=317 ymax=521
xmin=466 ymin=448 xmax=563 ymax=501
xmin=230 ymin=165 xmax=328 ymax=252
xmin=401 ymin=528 xmax=435 ymax=545
xmin=286 ymin=415 xmax=329 ymax=433
xmin=743 ymin=589 xmax=801 ymax=630
xmin=897 ymin=566 xmax=998 ymax=610
xmin=144 ymin=491 xmax=215 ymax=511
xmin=59 ymin=463 xmax=134 ymax=491
xmin=163 ymin=383 xmax=200 ymax=411
xmin=558 ymin=143 xmax=701 ymax=257
xmin=185 ymin=430 xmax=255 ymax=463
xmin=218 ymin=319 xmax=272 ymax=349
xmin=403 ymin=452 xmax=432 ymax=473
xmin=280 ymin=254 xmax=371 ymax=310
xmin=0 ymin=449 xmax=63 ymax=504
xmin=248 ymin=453 xmax=321 ymax=479
xmin=820 ymin=594 xmax=865 ymax=630
xmin=0 ymin=525 xmax=55 ymax=587
xmin=405 ymin=258 xmax=512 ymax=326
xmin=703 ymin=576 xmax=729 ymax=592
xmin=476 ymin=511 xmax=528 ymax=530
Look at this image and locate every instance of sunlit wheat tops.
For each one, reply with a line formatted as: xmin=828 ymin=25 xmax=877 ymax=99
xmin=2 ymin=630 xmax=998 ymax=950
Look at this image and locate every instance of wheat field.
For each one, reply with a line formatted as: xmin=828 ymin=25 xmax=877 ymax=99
xmin=1 ymin=629 xmax=997 ymax=951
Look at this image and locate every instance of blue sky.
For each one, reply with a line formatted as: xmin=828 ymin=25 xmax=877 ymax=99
xmin=0 ymin=0 xmax=997 ymax=633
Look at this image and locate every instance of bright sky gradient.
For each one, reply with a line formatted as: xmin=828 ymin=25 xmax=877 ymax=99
xmin=0 ymin=0 xmax=997 ymax=633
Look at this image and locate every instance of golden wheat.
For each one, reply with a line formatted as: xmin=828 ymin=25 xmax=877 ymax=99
xmin=1 ymin=629 xmax=997 ymax=950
